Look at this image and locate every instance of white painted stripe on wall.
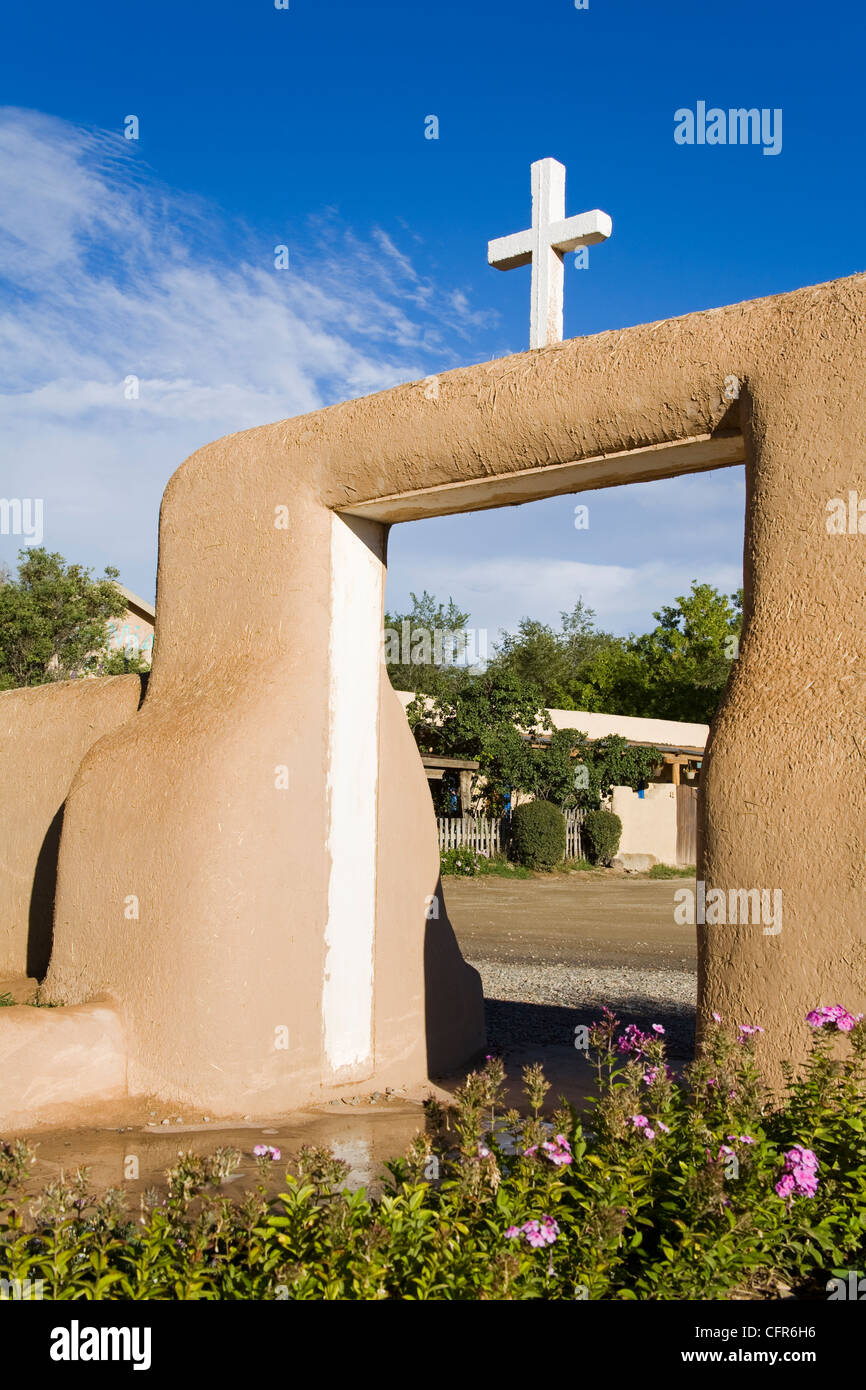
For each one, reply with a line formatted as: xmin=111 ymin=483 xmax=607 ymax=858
xmin=323 ymin=513 xmax=384 ymax=1075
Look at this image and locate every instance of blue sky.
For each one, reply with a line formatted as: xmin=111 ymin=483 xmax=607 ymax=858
xmin=1 ymin=0 xmax=864 ymax=639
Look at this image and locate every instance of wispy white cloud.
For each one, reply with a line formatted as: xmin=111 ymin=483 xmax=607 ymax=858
xmin=0 ymin=107 xmax=495 ymax=596
xmin=0 ymin=106 xmax=744 ymax=634
xmin=385 ymin=553 xmax=743 ymax=640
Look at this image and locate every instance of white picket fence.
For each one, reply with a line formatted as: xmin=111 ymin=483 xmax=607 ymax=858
xmin=565 ymin=811 xmax=585 ymax=861
xmin=437 ymin=816 xmax=503 ymax=857
xmin=437 ymin=811 xmax=585 ymax=861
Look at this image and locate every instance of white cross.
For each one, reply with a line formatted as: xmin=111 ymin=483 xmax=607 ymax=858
xmin=488 ymin=158 xmax=612 ymax=349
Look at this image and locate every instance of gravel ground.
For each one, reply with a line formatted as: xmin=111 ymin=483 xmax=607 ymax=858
xmin=467 ymin=957 xmax=697 ymax=1060
xmin=444 ymin=876 xmax=699 ymax=1063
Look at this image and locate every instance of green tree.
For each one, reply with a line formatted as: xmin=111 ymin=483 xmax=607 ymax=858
xmin=492 ymin=585 xmax=742 ymax=724
xmin=384 ymin=590 xmax=473 ymax=697
xmin=408 ymin=667 xmax=550 ymax=814
xmin=0 ymin=548 xmax=129 ymax=691
xmin=525 ymin=728 xmax=659 ymax=811
xmin=586 ymin=582 xmax=743 ymax=723
xmin=491 ymin=600 xmax=621 ymax=709
xmin=99 ymin=646 xmax=152 ymax=677
xmin=407 ymin=670 xmax=659 ymax=815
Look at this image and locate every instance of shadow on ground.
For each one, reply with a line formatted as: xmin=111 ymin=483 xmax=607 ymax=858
xmin=483 ymin=997 xmax=696 ymax=1062
xmin=437 ymin=999 xmax=698 ymax=1113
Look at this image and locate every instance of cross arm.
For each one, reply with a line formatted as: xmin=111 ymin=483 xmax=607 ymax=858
xmin=487 ymin=229 xmax=533 ymax=271
xmin=548 ymin=209 xmax=613 ymax=253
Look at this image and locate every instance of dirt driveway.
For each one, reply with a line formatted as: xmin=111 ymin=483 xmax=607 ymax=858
xmin=438 ymin=874 xmax=699 ymax=1096
xmin=443 ymin=873 xmax=697 ymax=973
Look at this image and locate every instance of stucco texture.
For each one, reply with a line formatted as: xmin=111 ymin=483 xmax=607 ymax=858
xmin=0 ymin=675 xmax=142 ymax=981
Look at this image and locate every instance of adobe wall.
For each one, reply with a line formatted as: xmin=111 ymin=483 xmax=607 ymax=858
xmin=41 ymin=492 xmax=482 ymax=1113
xmin=698 ymin=296 xmax=866 ymax=1064
xmin=0 ymin=676 xmax=142 ymax=982
xmin=611 ymin=784 xmax=679 ymax=867
xmin=3 ymin=270 xmax=862 ymax=1116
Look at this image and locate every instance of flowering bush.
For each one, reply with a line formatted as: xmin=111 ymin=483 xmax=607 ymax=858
xmin=1 ymin=1008 xmax=865 ymax=1299
xmin=439 ymin=846 xmax=482 ymax=876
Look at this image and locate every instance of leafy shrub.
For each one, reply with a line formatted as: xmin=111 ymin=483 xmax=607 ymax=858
xmin=508 ymin=800 xmax=566 ymax=870
xmin=439 ymin=848 xmax=532 ymax=879
xmin=583 ymin=808 xmax=622 ymax=865
xmin=1 ymin=1009 xmax=865 ymax=1299
xmin=440 ymin=846 xmax=481 ymax=876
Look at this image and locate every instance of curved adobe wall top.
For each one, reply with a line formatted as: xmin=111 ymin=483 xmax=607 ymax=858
xmin=146 ymin=274 xmax=862 ymax=682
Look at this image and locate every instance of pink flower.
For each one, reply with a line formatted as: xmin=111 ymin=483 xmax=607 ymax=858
xmin=785 ymin=1145 xmax=818 ymax=1172
xmin=630 ymin=1114 xmax=649 ymax=1128
xmin=253 ymin=1144 xmax=281 ymax=1161
xmin=737 ymin=1024 xmax=764 ymax=1041
xmin=520 ymin=1217 xmax=559 ymax=1248
xmin=617 ymin=1024 xmax=651 ymax=1057
xmin=505 ymin=1225 xmax=520 ymax=1239
xmin=657 ymin=1121 xmax=670 ymax=1134
xmin=652 ymin=1024 xmax=665 ymax=1034
xmin=712 ymin=1011 xmax=723 ymax=1023
xmin=775 ymin=1146 xmax=819 ymax=1199
xmin=642 ymin=1063 xmax=674 ymax=1085
xmin=643 ymin=1128 xmax=656 ymax=1141
xmin=806 ymin=1005 xmax=863 ymax=1033
xmin=477 ymin=1144 xmax=491 ymax=1158
xmin=541 ymin=1135 xmax=573 ymax=1167
xmin=523 ymin=1144 xmax=539 ymax=1158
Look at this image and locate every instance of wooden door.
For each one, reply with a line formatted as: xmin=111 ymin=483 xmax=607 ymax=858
xmin=676 ymin=784 xmax=698 ymax=867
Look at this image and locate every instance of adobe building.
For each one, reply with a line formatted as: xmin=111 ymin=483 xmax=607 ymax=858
xmin=107 ymin=586 xmax=155 ymax=664
xmin=546 ymin=707 xmax=706 ymax=867
xmin=403 ymin=691 xmax=708 ymax=866
xmin=1 ymin=271 xmax=864 ymax=1126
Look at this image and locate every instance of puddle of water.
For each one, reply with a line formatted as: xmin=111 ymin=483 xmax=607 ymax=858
xmin=17 ymin=1103 xmax=430 ymax=1202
